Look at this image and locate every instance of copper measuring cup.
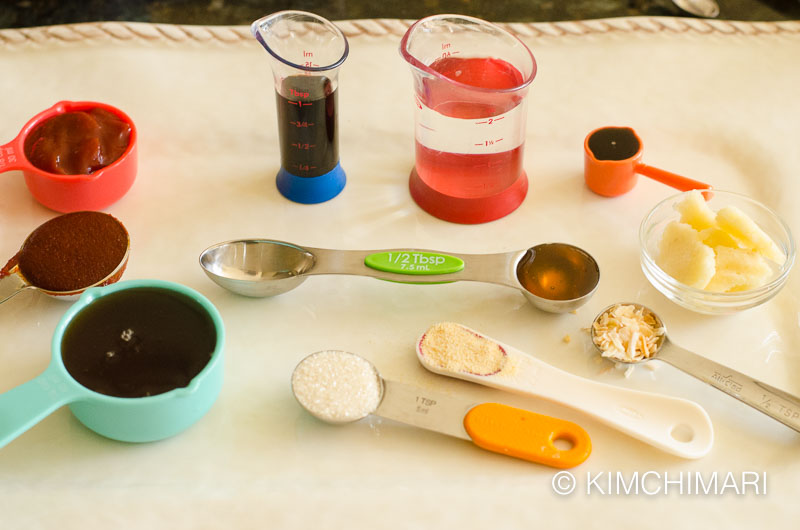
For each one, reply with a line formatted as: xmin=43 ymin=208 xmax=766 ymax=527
xmin=0 ymin=101 xmax=138 ymax=212
xmin=583 ymin=126 xmax=712 ymax=197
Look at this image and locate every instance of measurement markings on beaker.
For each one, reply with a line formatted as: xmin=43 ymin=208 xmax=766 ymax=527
xmin=475 ymin=117 xmax=505 ymax=125
xmin=277 ymin=75 xmax=339 ymax=177
xmin=302 ymin=50 xmax=320 ymax=68
xmin=474 ymin=138 xmax=504 ymax=147
xmin=439 ymin=42 xmax=460 ymax=59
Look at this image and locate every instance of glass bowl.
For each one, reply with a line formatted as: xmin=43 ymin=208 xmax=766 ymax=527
xmin=640 ymin=190 xmax=795 ymax=314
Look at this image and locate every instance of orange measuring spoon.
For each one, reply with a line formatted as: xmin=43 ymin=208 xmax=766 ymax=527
xmin=292 ymin=350 xmax=592 ymax=468
xmin=583 ymin=126 xmax=712 ymax=197
xmin=374 ymin=381 xmax=592 ymax=468
xmin=464 ymin=403 xmax=591 ymax=468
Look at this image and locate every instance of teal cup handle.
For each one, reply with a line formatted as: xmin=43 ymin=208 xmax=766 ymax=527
xmin=0 ymin=279 xmax=225 ymax=450
xmin=0 ymin=363 xmax=86 ymax=448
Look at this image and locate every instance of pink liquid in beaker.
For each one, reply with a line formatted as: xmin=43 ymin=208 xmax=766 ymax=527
xmin=414 ymin=144 xmax=524 ymax=197
xmin=415 ymin=57 xmax=525 ymax=198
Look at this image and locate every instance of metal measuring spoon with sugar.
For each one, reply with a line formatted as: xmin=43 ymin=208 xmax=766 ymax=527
xmin=591 ymin=303 xmax=800 ymax=433
xmin=291 ymin=350 xmax=592 ymax=468
xmin=200 ymin=239 xmax=599 ymax=313
xmin=416 ymin=322 xmax=714 ymax=459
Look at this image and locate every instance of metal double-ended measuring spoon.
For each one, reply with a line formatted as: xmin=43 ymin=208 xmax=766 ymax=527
xmin=291 ymin=350 xmax=592 ymax=468
xmin=591 ymin=303 xmax=800 ymax=433
xmin=199 ymin=239 xmax=599 ymax=313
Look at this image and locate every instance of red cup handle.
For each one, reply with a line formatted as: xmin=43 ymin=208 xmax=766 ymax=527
xmin=635 ymin=163 xmax=712 ymax=193
xmin=0 ymin=137 xmax=30 ymax=173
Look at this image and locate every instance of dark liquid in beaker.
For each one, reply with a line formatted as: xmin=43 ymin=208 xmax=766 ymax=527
xmin=587 ymin=127 xmax=640 ymax=161
xmin=61 ymin=287 xmax=217 ymax=398
xmin=516 ymin=244 xmax=599 ymax=301
xmin=276 ymin=75 xmax=338 ymax=178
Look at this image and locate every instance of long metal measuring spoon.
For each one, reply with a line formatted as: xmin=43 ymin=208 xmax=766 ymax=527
xmin=0 ymin=212 xmax=130 ymax=305
xmin=591 ymin=303 xmax=800 ymax=433
xmin=416 ymin=322 xmax=714 ymax=459
xmin=200 ymin=239 xmax=599 ymax=313
xmin=291 ymin=350 xmax=592 ymax=468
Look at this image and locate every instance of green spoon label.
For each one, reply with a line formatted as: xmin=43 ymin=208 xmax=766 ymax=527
xmin=364 ymin=251 xmax=464 ymax=276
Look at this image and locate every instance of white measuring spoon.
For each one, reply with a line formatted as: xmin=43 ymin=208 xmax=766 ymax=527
xmin=416 ymin=323 xmax=714 ymax=459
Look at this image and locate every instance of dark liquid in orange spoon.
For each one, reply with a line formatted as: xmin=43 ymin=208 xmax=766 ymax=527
xmin=588 ymin=127 xmax=640 ymax=161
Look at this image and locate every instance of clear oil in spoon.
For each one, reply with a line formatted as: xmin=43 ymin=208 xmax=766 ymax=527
xmin=516 ymin=243 xmax=599 ymax=301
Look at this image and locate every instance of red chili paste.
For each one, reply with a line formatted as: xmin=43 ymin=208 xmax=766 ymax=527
xmin=24 ymin=108 xmax=131 ymax=175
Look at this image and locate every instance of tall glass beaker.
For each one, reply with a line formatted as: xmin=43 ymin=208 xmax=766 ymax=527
xmin=252 ymin=11 xmax=348 ymax=204
xmin=400 ymin=15 xmax=536 ymax=224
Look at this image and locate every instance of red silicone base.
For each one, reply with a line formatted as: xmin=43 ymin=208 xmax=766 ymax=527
xmin=408 ymin=168 xmax=528 ymax=224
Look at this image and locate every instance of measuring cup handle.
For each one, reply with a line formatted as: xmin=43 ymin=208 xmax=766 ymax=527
xmin=660 ymin=344 xmax=800 ymax=433
xmin=0 ymin=137 xmax=29 ymax=173
xmin=0 ymin=363 xmax=83 ymax=449
xmin=635 ymin=163 xmax=712 ymax=194
xmin=464 ymin=402 xmax=592 ymax=468
xmin=307 ymin=247 xmax=523 ymax=288
xmin=518 ymin=358 xmax=714 ymax=459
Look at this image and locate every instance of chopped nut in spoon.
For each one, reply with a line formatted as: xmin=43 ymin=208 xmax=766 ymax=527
xmin=591 ymin=304 xmax=665 ymax=363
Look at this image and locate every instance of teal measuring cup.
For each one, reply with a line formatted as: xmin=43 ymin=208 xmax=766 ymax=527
xmin=0 ymin=279 xmax=225 ymax=449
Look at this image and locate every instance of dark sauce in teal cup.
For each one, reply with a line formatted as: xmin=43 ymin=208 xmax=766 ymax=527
xmin=0 ymin=279 xmax=224 ymax=448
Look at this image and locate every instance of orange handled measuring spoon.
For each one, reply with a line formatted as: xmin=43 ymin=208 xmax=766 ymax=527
xmin=291 ymin=350 xmax=591 ymax=468
xmin=584 ymin=126 xmax=712 ymax=197
xmin=463 ymin=403 xmax=591 ymax=468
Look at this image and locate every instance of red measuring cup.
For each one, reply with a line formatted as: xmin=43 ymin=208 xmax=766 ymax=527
xmin=0 ymin=101 xmax=138 ymax=212
xmin=583 ymin=126 xmax=712 ymax=197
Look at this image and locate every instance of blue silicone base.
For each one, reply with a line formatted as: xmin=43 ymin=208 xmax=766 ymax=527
xmin=276 ymin=163 xmax=346 ymax=204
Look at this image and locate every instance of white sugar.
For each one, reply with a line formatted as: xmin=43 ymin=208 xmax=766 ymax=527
xmin=291 ymin=350 xmax=382 ymax=423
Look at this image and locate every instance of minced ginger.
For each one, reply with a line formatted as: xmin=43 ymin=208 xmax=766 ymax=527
xmin=656 ymin=190 xmax=782 ymax=292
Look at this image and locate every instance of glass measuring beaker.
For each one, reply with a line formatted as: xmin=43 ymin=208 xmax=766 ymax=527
xmin=400 ymin=15 xmax=537 ymax=224
xmin=251 ymin=11 xmax=348 ymax=204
